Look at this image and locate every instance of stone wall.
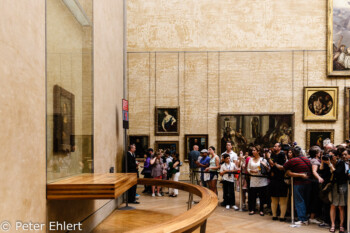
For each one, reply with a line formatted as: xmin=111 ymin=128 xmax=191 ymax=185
xmin=127 ymin=0 xmax=348 ymax=180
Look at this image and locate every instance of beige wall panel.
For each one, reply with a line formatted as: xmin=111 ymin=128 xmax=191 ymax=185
xmin=128 ymin=53 xmax=151 ymax=134
xmin=155 ymin=53 xmax=179 ymax=106
xmin=128 ymin=0 xmax=325 ymax=51
xmin=184 ymin=53 xmax=208 ymax=134
xmin=293 ymin=52 xmax=306 ymax=147
xmin=94 ymin=0 xmax=124 ymax=173
xmin=219 ymin=52 xmax=293 ymax=113
xmin=208 ymin=53 xmax=220 ymax=148
xmin=149 ymin=53 xmax=156 ymax=145
xmin=0 ymin=0 xmax=46 ymax=226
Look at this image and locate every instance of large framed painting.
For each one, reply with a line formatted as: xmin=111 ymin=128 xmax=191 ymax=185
xmin=306 ymin=129 xmax=335 ymax=151
xmin=303 ymin=87 xmax=338 ymax=121
xmin=327 ymin=0 xmax=350 ymax=76
xmin=345 ymin=87 xmax=350 ymax=140
xmin=53 ymin=85 xmax=75 ymax=153
xmin=155 ymin=107 xmax=180 ymax=136
xmin=154 ymin=141 xmax=179 ymax=154
xmin=184 ymin=134 xmax=208 ymax=156
xmin=129 ymin=135 xmax=149 ymax=159
xmin=218 ymin=113 xmax=294 ymax=155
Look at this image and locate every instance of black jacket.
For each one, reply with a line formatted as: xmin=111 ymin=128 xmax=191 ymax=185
xmin=127 ymin=151 xmax=137 ymax=173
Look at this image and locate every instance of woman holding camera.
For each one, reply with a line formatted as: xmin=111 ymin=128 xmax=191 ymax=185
xmin=150 ymin=152 xmax=164 ymax=197
xmin=328 ymin=150 xmax=347 ymax=233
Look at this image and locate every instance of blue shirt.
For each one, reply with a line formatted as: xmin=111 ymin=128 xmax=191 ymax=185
xmin=199 ymin=156 xmax=210 ymax=171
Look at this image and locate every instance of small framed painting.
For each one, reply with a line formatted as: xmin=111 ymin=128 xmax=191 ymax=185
xmin=303 ymin=87 xmax=338 ymax=121
xmin=154 ymin=141 xmax=179 ymax=154
xmin=306 ymin=129 xmax=335 ymax=151
xmin=184 ymin=134 xmax=208 ymax=156
xmin=129 ymin=135 xmax=149 ymax=159
xmin=155 ymin=107 xmax=180 ymax=136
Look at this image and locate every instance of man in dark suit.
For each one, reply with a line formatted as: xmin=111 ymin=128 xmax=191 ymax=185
xmin=127 ymin=144 xmax=139 ymax=204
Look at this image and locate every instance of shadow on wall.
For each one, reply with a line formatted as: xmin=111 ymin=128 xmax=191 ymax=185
xmin=47 ymin=200 xmax=95 ymax=233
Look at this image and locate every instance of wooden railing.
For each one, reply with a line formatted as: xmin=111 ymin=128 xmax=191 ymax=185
xmin=126 ymin=178 xmax=218 ymax=233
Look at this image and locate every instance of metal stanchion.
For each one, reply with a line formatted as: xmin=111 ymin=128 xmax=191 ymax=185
xmin=289 ymin=177 xmax=298 ymax=228
xmin=347 ymin=180 xmax=350 ymax=233
xmin=187 ymin=170 xmax=194 ymax=210
xmin=239 ymin=172 xmax=244 ymax=211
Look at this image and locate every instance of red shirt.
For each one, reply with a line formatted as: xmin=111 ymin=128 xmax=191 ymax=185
xmin=283 ymin=156 xmax=311 ymax=185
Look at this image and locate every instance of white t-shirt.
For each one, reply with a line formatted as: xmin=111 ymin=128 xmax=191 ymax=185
xmin=221 ymin=150 xmax=238 ymax=163
xmin=220 ymin=162 xmax=237 ymax=182
xmin=247 ymin=158 xmax=268 ymax=187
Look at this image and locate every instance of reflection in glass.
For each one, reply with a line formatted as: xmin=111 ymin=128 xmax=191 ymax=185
xmin=46 ymin=0 xmax=93 ymax=182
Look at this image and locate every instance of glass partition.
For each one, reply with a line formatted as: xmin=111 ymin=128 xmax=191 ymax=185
xmin=46 ymin=0 xmax=93 ymax=182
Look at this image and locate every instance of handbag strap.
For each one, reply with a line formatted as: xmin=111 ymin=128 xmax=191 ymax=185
xmin=298 ymin=157 xmax=311 ymax=173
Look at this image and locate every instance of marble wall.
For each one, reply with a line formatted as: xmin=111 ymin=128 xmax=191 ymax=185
xmin=127 ymin=0 xmax=349 ymax=180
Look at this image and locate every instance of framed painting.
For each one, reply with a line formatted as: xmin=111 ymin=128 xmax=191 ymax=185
xmin=345 ymin=87 xmax=350 ymax=140
xmin=327 ymin=0 xmax=350 ymax=76
xmin=184 ymin=134 xmax=208 ymax=156
xmin=155 ymin=107 xmax=180 ymax=136
xmin=306 ymin=129 xmax=335 ymax=151
xmin=154 ymin=141 xmax=179 ymax=154
xmin=53 ymin=85 xmax=75 ymax=153
xmin=303 ymin=87 xmax=338 ymax=121
xmin=218 ymin=113 xmax=294 ymax=155
xmin=129 ymin=135 xmax=149 ymax=159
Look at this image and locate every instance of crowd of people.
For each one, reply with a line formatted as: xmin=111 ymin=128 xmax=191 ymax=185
xmin=128 ymin=139 xmax=350 ymax=232
xmin=127 ymin=145 xmax=182 ymax=199
xmin=188 ymin=141 xmax=350 ymax=233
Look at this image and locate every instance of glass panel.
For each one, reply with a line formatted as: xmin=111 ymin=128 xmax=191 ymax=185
xmin=46 ymin=0 xmax=93 ymax=182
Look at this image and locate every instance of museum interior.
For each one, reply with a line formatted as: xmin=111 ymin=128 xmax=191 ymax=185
xmin=3 ymin=0 xmax=350 ymax=232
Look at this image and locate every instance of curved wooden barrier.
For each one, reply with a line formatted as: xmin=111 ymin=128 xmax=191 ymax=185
xmin=126 ymin=178 xmax=218 ymax=233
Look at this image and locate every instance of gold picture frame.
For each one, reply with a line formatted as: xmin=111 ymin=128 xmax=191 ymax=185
xmin=327 ymin=0 xmax=350 ymax=76
xmin=303 ymin=87 xmax=338 ymax=121
xmin=344 ymin=87 xmax=350 ymax=140
xmin=184 ymin=134 xmax=208 ymax=157
xmin=155 ymin=106 xmax=180 ymax=136
xmin=306 ymin=129 xmax=335 ymax=151
xmin=154 ymin=141 xmax=179 ymax=154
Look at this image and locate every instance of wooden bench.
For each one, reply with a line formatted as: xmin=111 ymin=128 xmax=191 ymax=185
xmin=47 ymin=173 xmax=137 ymax=200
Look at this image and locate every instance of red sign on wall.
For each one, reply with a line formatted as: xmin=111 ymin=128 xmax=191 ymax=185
xmin=122 ymin=99 xmax=128 ymax=111
xmin=122 ymin=99 xmax=129 ymax=129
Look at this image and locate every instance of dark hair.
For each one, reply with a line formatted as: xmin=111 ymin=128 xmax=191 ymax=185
xmin=329 ymin=149 xmax=338 ymax=156
xmin=309 ymin=146 xmax=321 ymax=158
xmin=223 ymin=153 xmax=230 ymax=159
xmin=275 ymin=143 xmax=282 ymax=148
xmin=164 ymin=150 xmax=171 ymax=155
xmin=147 ymin=148 xmax=154 ymax=152
xmin=248 ymin=145 xmax=260 ymax=156
xmin=172 ymin=153 xmax=179 ymax=159
xmin=337 ymin=146 xmax=346 ymax=156
xmin=292 ymin=146 xmax=302 ymax=157
xmin=226 ymin=141 xmax=232 ymax=146
xmin=281 ymin=144 xmax=291 ymax=151
xmin=209 ymin=146 xmax=215 ymax=151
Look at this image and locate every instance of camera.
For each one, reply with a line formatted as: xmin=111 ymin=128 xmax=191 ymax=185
xmin=322 ymin=154 xmax=330 ymax=161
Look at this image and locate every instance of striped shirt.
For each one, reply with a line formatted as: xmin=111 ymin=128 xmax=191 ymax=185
xmin=283 ymin=156 xmax=312 ymax=185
